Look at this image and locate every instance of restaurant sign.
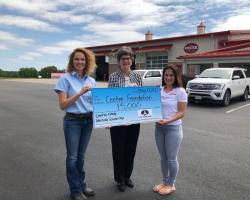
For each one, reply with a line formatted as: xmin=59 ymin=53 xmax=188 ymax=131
xmin=184 ymin=43 xmax=198 ymax=53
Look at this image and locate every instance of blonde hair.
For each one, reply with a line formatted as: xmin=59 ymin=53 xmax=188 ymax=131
xmin=66 ymin=48 xmax=96 ymax=75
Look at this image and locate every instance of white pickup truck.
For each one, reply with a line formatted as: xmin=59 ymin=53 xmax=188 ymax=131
xmin=186 ymin=68 xmax=250 ymax=106
xmin=134 ymin=69 xmax=162 ymax=86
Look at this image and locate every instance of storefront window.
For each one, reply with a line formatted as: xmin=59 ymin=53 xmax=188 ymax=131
xmin=186 ymin=64 xmax=203 ymax=79
xmin=146 ymin=55 xmax=168 ymax=69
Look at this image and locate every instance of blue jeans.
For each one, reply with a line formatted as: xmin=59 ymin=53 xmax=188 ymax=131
xmin=155 ymin=123 xmax=183 ymax=186
xmin=63 ymin=116 xmax=93 ymax=197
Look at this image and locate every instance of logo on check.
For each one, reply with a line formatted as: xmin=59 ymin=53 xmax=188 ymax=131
xmin=138 ymin=109 xmax=152 ymax=118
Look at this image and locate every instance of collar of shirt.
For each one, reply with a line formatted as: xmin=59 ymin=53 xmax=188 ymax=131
xmin=117 ymin=69 xmax=132 ymax=78
xmin=71 ymin=71 xmax=87 ymax=80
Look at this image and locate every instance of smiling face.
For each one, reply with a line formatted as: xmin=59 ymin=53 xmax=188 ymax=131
xmin=119 ymin=55 xmax=132 ymax=73
xmin=73 ymin=51 xmax=86 ymax=75
xmin=164 ymin=68 xmax=175 ymax=86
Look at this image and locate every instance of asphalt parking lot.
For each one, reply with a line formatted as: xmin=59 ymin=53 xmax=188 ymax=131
xmin=0 ymin=79 xmax=249 ymax=200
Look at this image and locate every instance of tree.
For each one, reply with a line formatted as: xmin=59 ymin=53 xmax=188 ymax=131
xmin=39 ymin=66 xmax=58 ymax=78
xmin=0 ymin=69 xmax=4 ymax=77
xmin=0 ymin=69 xmax=19 ymax=77
xmin=18 ymin=67 xmax=38 ymax=78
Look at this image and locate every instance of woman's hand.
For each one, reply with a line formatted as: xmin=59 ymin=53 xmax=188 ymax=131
xmin=58 ymin=84 xmax=93 ymax=110
xmin=156 ymin=102 xmax=187 ymax=125
xmin=129 ymin=83 xmax=137 ymax=87
xmin=157 ymin=119 xmax=170 ymax=125
xmin=78 ymin=84 xmax=92 ymax=96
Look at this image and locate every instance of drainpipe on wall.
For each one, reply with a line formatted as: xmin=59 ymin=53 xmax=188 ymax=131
xmin=213 ymin=62 xmax=219 ymax=68
xmin=182 ymin=61 xmax=187 ymax=75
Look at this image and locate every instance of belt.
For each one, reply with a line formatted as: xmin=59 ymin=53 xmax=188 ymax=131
xmin=66 ymin=112 xmax=93 ymax=120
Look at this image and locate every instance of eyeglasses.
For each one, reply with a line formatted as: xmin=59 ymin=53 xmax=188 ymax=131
xmin=120 ymin=57 xmax=132 ymax=61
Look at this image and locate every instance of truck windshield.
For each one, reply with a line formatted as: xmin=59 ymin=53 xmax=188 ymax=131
xmin=199 ymin=69 xmax=231 ymax=79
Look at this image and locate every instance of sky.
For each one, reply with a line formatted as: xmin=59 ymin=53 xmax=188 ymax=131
xmin=1 ymin=0 xmax=250 ymax=71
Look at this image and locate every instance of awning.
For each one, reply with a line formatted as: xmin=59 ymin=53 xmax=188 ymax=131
xmin=134 ymin=45 xmax=172 ymax=53
xmin=178 ymin=51 xmax=250 ymax=59
xmin=94 ymin=50 xmax=112 ymax=56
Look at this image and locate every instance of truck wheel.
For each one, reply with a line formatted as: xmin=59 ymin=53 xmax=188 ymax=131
xmin=241 ymin=88 xmax=249 ymax=101
xmin=188 ymin=97 xmax=194 ymax=104
xmin=222 ymin=90 xmax=231 ymax=106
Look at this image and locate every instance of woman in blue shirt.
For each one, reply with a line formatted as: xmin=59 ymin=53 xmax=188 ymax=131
xmin=55 ymin=48 xmax=96 ymax=200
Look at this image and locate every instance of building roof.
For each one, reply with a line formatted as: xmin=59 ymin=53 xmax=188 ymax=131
xmin=94 ymin=44 xmax=172 ymax=55
xmin=135 ymin=45 xmax=172 ymax=53
xmin=87 ymin=30 xmax=250 ymax=51
xmin=219 ymin=39 xmax=250 ymax=47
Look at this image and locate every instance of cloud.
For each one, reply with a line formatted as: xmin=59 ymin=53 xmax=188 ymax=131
xmin=72 ymin=0 xmax=190 ymax=25
xmin=37 ymin=40 xmax=89 ymax=55
xmin=0 ymin=15 xmax=61 ymax=32
xmin=0 ymin=0 xmax=190 ymax=26
xmin=150 ymin=0 xmax=194 ymax=3
xmin=15 ymin=32 xmax=103 ymax=61
xmin=81 ymin=31 xmax=145 ymax=46
xmin=0 ymin=44 xmax=7 ymax=50
xmin=204 ymin=0 xmax=250 ymax=5
xmin=0 ymin=0 xmax=57 ymax=13
xmin=18 ymin=39 xmax=90 ymax=62
xmin=202 ymin=0 xmax=250 ymax=11
xmin=0 ymin=30 xmax=34 ymax=48
xmin=79 ymin=2 xmax=193 ymax=44
xmin=212 ymin=13 xmax=250 ymax=31
xmin=18 ymin=52 xmax=43 ymax=61
xmin=80 ymin=21 xmax=147 ymax=45
xmin=1 ymin=0 xmax=250 ymax=71
xmin=95 ymin=0 xmax=160 ymax=17
xmin=40 ymin=11 xmax=98 ymax=24
xmin=0 ymin=1 xmax=106 ymax=25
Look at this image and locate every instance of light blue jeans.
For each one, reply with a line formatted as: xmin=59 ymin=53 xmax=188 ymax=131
xmin=155 ymin=123 xmax=183 ymax=186
xmin=63 ymin=116 xmax=93 ymax=198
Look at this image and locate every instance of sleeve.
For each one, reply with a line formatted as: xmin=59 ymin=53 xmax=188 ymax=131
xmin=133 ymin=71 xmax=142 ymax=86
xmin=88 ymin=77 xmax=96 ymax=88
xmin=93 ymin=80 xmax=97 ymax=88
xmin=54 ymin=76 xmax=69 ymax=94
xmin=108 ymin=73 xmax=114 ymax=88
xmin=177 ymin=88 xmax=187 ymax=102
xmin=136 ymin=73 xmax=143 ymax=86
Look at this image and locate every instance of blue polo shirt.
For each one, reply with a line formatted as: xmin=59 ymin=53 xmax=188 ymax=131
xmin=55 ymin=72 xmax=96 ymax=113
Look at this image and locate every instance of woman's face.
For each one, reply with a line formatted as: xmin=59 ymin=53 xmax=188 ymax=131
xmin=119 ymin=55 xmax=132 ymax=72
xmin=164 ymin=68 xmax=175 ymax=86
xmin=73 ymin=52 xmax=86 ymax=74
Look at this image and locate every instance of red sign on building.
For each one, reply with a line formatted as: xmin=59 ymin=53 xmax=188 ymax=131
xmin=184 ymin=43 xmax=198 ymax=53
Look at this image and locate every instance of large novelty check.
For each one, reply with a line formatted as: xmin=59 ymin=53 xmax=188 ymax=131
xmin=92 ymin=86 xmax=162 ymax=128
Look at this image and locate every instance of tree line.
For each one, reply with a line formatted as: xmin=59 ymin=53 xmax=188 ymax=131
xmin=0 ymin=66 xmax=64 ymax=78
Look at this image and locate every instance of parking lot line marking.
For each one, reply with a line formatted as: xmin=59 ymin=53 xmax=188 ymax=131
xmin=226 ymin=103 xmax=250 ymax=114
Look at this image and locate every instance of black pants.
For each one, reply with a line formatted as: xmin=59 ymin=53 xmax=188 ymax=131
xmin=110 ymin=124 xmax=140 ymax=183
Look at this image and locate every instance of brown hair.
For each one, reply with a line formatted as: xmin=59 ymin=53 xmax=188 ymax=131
xmin=162 ymin=64 xmax=183 ymax=88
xmin=66 ymin=48 xmax=96 ymax=75
xmin=116 ymin=46 xmax=134 ymax=61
